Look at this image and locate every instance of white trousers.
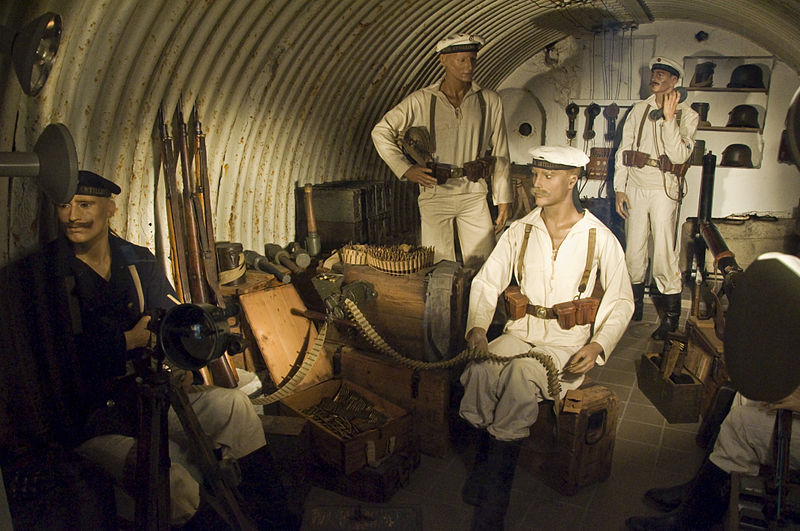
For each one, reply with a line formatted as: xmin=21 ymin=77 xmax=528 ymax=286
xmin=75 ymin=385 xmax=266 ymax=526
xmin=418 ymin=189 xmax=494 ymax=267
xmin=710 ymin=393 xmax=800 ymax=476
xmin=624 ymin=186 xmax=682 ymax=295
xmin=459 ymin=334 xmax=576 ymax=441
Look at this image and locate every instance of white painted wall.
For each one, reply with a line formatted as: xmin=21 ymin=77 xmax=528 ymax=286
xmin=499 ymin=21 xmax=800 ymax=219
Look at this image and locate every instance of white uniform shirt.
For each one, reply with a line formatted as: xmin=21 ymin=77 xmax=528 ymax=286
xmin=614 ymin=94 xmax=699 ymax=192
xmin=467 ymin=208 xmax=634 ymax=369
xmin=371 ymin=80 xmax=512 ymax=205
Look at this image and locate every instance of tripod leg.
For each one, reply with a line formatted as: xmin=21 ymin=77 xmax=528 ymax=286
xmin=774 ymin=408 xmax=793 ymax=521
xmin=168 ymin=383 xmax=256 ymax=531
xmin=135 ymin=371 xmax=171 ymax=531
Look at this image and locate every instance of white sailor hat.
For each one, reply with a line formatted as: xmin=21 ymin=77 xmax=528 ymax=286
xmin=649 ymin=56 xmax=684 ymax=80
xmin=529 ymin=146 xmax=590 ymax=170
xmin=435 ymin=33 xmax=485 ymax=54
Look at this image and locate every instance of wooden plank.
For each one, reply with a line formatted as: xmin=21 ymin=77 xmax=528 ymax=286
xmin=239 ymin=283 xmax=333 ymax=393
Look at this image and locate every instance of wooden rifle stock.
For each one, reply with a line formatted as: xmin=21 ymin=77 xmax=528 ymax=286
xmin=176 ymin=100 xmax=238 ymax=388
xmin=158 ymin=107 xmax=190 ymax=303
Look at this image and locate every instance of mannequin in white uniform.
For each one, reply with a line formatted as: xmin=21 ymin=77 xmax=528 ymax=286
xmin=372 ymin=33 xmax=512 ymax=267
xmin=459 ymin=146 xmax=634 ymax=530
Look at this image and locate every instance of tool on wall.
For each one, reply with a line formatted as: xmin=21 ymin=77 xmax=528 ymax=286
xmin=565 ymin=103 xmax=579 ymax=141
xmin=603 ymin=103 xmax=619 ymax=141
xmin=583 ymin=103 xmax=601 ymax=141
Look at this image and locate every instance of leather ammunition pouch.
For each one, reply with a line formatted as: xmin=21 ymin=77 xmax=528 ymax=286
xmin=621 ymin=150 xmax=690 ymax=178
xmin=504 ymin=288 xmax=600 ymax=330
xmin=503 ymin=226 xmax=600 ymax=330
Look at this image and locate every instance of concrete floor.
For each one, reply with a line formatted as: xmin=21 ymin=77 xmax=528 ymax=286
xmin=299 ymin=298 xmax=707 ymax=530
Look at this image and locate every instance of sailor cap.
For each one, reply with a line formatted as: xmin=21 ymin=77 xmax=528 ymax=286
xmin=529 ymin=146 xmax=590 ymax=170
xmin=75 ymin=170 xmax=121 ymax=197
xmin=649 ymin=56 xmax=684 ymax=80
xmin=435 ymin=33 xmax=485 ymax=54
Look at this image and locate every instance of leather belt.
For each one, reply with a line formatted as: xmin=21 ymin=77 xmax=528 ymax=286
xmin=526 ymin=304 xmax=556 ymax=319
xmin=645 ymin=156 xmax=690 ymax=177
xmin=431 ymin=164 xmax=463 ymax=184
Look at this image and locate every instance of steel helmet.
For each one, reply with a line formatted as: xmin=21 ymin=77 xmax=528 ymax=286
xmin=727 ymin=64 xmax=765 ymax=89
xmin=726 ymin=105 xmax=760 ymax=129
xmin=720 ymin=144 xmax=753 ymax=168
xmin=690 ymin=62 xmax=716 ymax=88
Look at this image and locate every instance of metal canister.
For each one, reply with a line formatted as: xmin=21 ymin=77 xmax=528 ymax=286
xmin=690 ymin=140 xmax=706 ymax=166
xmin=215 ymin=241 xmax=246 ymax=285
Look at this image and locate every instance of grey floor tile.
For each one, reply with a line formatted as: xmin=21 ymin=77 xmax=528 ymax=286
xmin=624 ymin=402 xmax=666 ymax=426
xmin=656 ymin=446 xmax=706 ymax=478
xmin=603 ymin=355 xmax=637 ymax=373
xmin=595 ymin=367 xmax=637 ymax=387
xmin=617 ymin=419 xmax=663 ymax=446
xmin=661 ymin=427 xmax=703 ymax=453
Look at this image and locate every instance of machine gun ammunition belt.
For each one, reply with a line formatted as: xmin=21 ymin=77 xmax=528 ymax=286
xmin=343 ymin=298 xmax=563 ymax=411
xmin=250 ymin=320 xmax=328 ymax=405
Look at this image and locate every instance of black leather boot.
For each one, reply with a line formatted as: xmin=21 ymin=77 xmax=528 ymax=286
xmin=462 ymin=429 xmax=490 ymax=506
xmin=631 ymin=283 xmax=645 ymax=321
xmin=643 ymin=479 xmax=691 ymax=512
xmin=651 ymin=293 xmax=682 ymax=340
xmin=626 ymin=460 xmax=729 ymax=531
xmin=472 ymin=437 xmax=522 ymax=531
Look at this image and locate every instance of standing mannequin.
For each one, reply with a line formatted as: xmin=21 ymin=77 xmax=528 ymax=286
xmin=614 ymin=56 xmax=698 ymax=339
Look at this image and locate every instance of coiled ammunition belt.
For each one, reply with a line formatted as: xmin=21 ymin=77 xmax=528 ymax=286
xmin=343 ymin=298 xmax=563 ymax=412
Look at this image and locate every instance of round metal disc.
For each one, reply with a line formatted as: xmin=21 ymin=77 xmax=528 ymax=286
xmin=33 ymin=123 xmax=78 ymax=204
xmin=724 ymin=255 xmax=800 ymax=402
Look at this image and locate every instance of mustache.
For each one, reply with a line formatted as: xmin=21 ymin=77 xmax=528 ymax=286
xmin=66 ymin=222 xmax=92 ymax=229
xmin=532 ymin=188 xmax=548 ymax=195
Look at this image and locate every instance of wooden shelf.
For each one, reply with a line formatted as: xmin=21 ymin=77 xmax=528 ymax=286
xmin=697 ymin=125 xmax=762 ymax=133
xmin=687 ymin=87 xmax=767 ymax=93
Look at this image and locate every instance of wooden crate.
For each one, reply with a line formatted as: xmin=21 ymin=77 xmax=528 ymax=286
xmin=279 ymin=378 xmax=413 ymax=475
xmin=637 ymin=353 xmax=705 ymax=424
xmin=337 ymin=345 xmax=452 ymax=457
xmin=237 ymin=283 xmax=415 ymax=477
xmin=342 ymin=263 xmax=474 ymax=360
xmin=519 ymin=385 xmax=619 ymax=496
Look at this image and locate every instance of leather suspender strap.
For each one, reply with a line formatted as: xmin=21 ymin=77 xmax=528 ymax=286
xmin=429 ymin=90 xmax=487 ymax=159
xmin=429 ymin=94 xmax=437 ymax=154
xmin=636 ymin=105 xmax=651 ymax=149
xmin=577 ymin=228 xmax=596 ymax=296
xmin=477 ymin=90 xmax=486 ymax=158
xmin=517 ymin=224 xmax=532 ymax=284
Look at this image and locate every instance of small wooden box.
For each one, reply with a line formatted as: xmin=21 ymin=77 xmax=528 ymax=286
xmin=279 ymin=378 xmax=413 ymax=475
xmin=637 ymin=353 xmax=706 ymax=424
xmin=519 ymin=385 xmax=619 ymax=495
xmin=337 ymin=346 xmax=452 ymax=457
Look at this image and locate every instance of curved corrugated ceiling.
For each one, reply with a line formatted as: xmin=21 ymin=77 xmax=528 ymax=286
xmin=1 ymin=0 xmax=799 ymax=264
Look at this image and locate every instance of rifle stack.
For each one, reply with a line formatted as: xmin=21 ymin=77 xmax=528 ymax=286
xmin=158 ymin=99 xmax=238 ymax=388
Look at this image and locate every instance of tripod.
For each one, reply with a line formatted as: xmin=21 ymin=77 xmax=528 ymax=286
xmin=133 ymin=355 xmax=256 ymax=530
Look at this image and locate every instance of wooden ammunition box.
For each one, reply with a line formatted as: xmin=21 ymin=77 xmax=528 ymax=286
xmin=519 ymin=385 xmax=619 ymax=495
xmin=279 ymin=378 xmax=413 ymax=476
xmin=336 ymin=345 xmax=452 ymax=457
xmin=306 ymin=443 xmax=421 ymax=504
xmin=342 ymin=263 xmax=474 ymax=360
xmin=637 ymin=352 xmax=706 ymax=424
xmin=239 ymin=283 xmax=415 ymax=479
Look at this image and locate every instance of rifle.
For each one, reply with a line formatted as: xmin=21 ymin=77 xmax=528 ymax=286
xmin=192 ymin=105 xmax=226 ymax=309
xmin=175 ymin=98 xmax=238 ymax=388
xmin=158 ymin=107 xmax=190 ymax=302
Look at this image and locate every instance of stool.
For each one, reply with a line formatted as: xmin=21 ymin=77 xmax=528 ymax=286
xmin=518 ymin=383 xmax=619 ymax=495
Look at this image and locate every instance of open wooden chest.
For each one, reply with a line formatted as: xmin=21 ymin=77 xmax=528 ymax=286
xmin=238 ymin=283 xmax=416 ymax=478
